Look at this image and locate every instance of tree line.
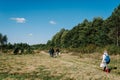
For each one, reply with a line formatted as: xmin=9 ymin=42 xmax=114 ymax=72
xmin=0 ymin=34 xmax=33 ymax=54
xmin=45 ymin=5 xmax=120 ymax=54
xmin=1 ymin=5 xmax=120 ymax=55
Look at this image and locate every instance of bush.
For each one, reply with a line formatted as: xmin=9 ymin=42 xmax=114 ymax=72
xmin=66 ymin=44 xmax=97 ymax=54
xmin=105 ymin=45 xmax=120 ymax=55
xmin=84 ymin=44 xmax=97 ymax=53
xmin=64 ymin=45 xmax=120 ymax=55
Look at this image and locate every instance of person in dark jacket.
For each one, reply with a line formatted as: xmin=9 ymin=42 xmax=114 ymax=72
xmin=49 ymin=48 xmax=54 ymax=57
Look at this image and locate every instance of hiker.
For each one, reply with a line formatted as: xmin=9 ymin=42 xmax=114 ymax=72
xmin=54 ymin=48 xmax=60 ymax=57
xmin=49 ymin=48 xmax=52 ymax=57
xmin=51 ymin=48 xmax=54 ymax=57
xmin=49 ymin=48 xmax=54 ymax=57
xmin=56 ymin=48 xmax=60 ymax=57
xmin=100 ymin=50 xmax=110 ymax=72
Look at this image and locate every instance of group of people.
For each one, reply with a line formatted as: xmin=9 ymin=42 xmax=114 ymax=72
xmin=49 ymin=48 xmax=60 ymax=57
xmin=48 ymin=48 xmax=111 ymax=72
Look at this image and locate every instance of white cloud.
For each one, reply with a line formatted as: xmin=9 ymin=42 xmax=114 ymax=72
xmin=49 ymin=20 xmax=56 ymax=25
xmin=28 ymin=33 xmax=33 ymax=36
xmin=10 ymin=17 xmax=26 ymax=23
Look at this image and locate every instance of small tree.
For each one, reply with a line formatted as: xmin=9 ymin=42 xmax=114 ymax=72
xmin=0 ymin=33 xmax=8 ymax=52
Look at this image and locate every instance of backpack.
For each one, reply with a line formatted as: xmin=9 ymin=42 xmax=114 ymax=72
xmin=105 ymin=55 xmax=110 ymax=64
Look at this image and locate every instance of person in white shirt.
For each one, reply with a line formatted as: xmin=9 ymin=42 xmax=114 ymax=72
xmin=100 ymin=50 xmax=110 ymax=72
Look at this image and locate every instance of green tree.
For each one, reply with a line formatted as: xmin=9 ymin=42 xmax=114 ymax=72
xmin=91 ymin=17 xmax=106 ymax=46
xmin=2 ymin=35 xmax=7 ymax=45
xmin=51 ymin=28 xmax=66 ymax=47
xmin=60 ymin=29 xmax=69 ymax=48
xmin=107 ymin=5 xmax=120 ymax=46
xmin=47 ymin=40 xmax=54 ymax=47
xmin=0 ymin=33 xmax=2 ymax=46
xmin=0 ymin=33 xmax=8 ymax=52
xmin=46 ymin=4 xmax=120 ymax=53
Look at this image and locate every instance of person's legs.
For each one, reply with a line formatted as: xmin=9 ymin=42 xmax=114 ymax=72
xmin=56 ymin=52 xmax=58 ymax=56
xmin=105 ymin=64 xmax=110 ymax=73
xmin=103 ymin=66 xmax=106 ymax=71
xmin=52 ymin=52 xmax=54 ymax=57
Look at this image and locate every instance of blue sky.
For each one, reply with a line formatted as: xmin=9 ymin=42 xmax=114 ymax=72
xmin=0 ymin=0 xmax=120 ymax=45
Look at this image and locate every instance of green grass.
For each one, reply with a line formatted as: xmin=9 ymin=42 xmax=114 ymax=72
xmin=0 ymin=66 xmax=64 ymax=80
xmin=0 ymin=52 xmax=120 ymax=80
xmin=71 ymin=52 xmax=120 ymax=76
xmin=0 ymin=53 xmax=64 ymax=80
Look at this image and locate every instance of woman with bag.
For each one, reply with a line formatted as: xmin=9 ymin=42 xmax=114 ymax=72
xmin=100 ymin=50 xmax=110 ymax=73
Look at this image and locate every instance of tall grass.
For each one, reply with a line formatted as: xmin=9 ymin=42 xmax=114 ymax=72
xmin=0 ymin=51 xmax=120 ymax=80
xmin=0 ymin=66 xmax=64 ymax=80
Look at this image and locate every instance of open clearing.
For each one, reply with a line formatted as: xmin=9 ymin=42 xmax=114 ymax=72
xmin=0 ymin=51 xmax=120 ymax=80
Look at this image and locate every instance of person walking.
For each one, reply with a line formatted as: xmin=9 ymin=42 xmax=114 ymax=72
xmin=49 ymin=48 xmax=52 ymax=57
xmin=56 ymin=48 xmax=60 ymax=57
xmin=50 ymin=48 xmax=54 ymax=57
xmin=100 ymin=50 xmax=110 ymax=73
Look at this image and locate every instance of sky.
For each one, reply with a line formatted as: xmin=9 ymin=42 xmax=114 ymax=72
xmin=0 ymin=0 xmax=120 ymax=45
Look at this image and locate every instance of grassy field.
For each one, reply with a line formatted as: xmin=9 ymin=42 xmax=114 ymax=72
xmin=0 ymin=51 xmax=120 ymax=80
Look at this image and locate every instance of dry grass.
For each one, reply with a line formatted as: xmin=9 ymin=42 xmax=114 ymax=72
xmin=0 ymin=51 xmax=120 ymax=80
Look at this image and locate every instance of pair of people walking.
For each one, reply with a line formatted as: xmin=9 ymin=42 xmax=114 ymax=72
xmin=49 ymin=48 xmax=60 ymax=57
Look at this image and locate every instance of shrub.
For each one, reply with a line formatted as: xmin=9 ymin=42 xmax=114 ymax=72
xmin=84 ymin=44 xmax=97 ymax=53
xmin=105 ymin=45 xmax=120 ymax=55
